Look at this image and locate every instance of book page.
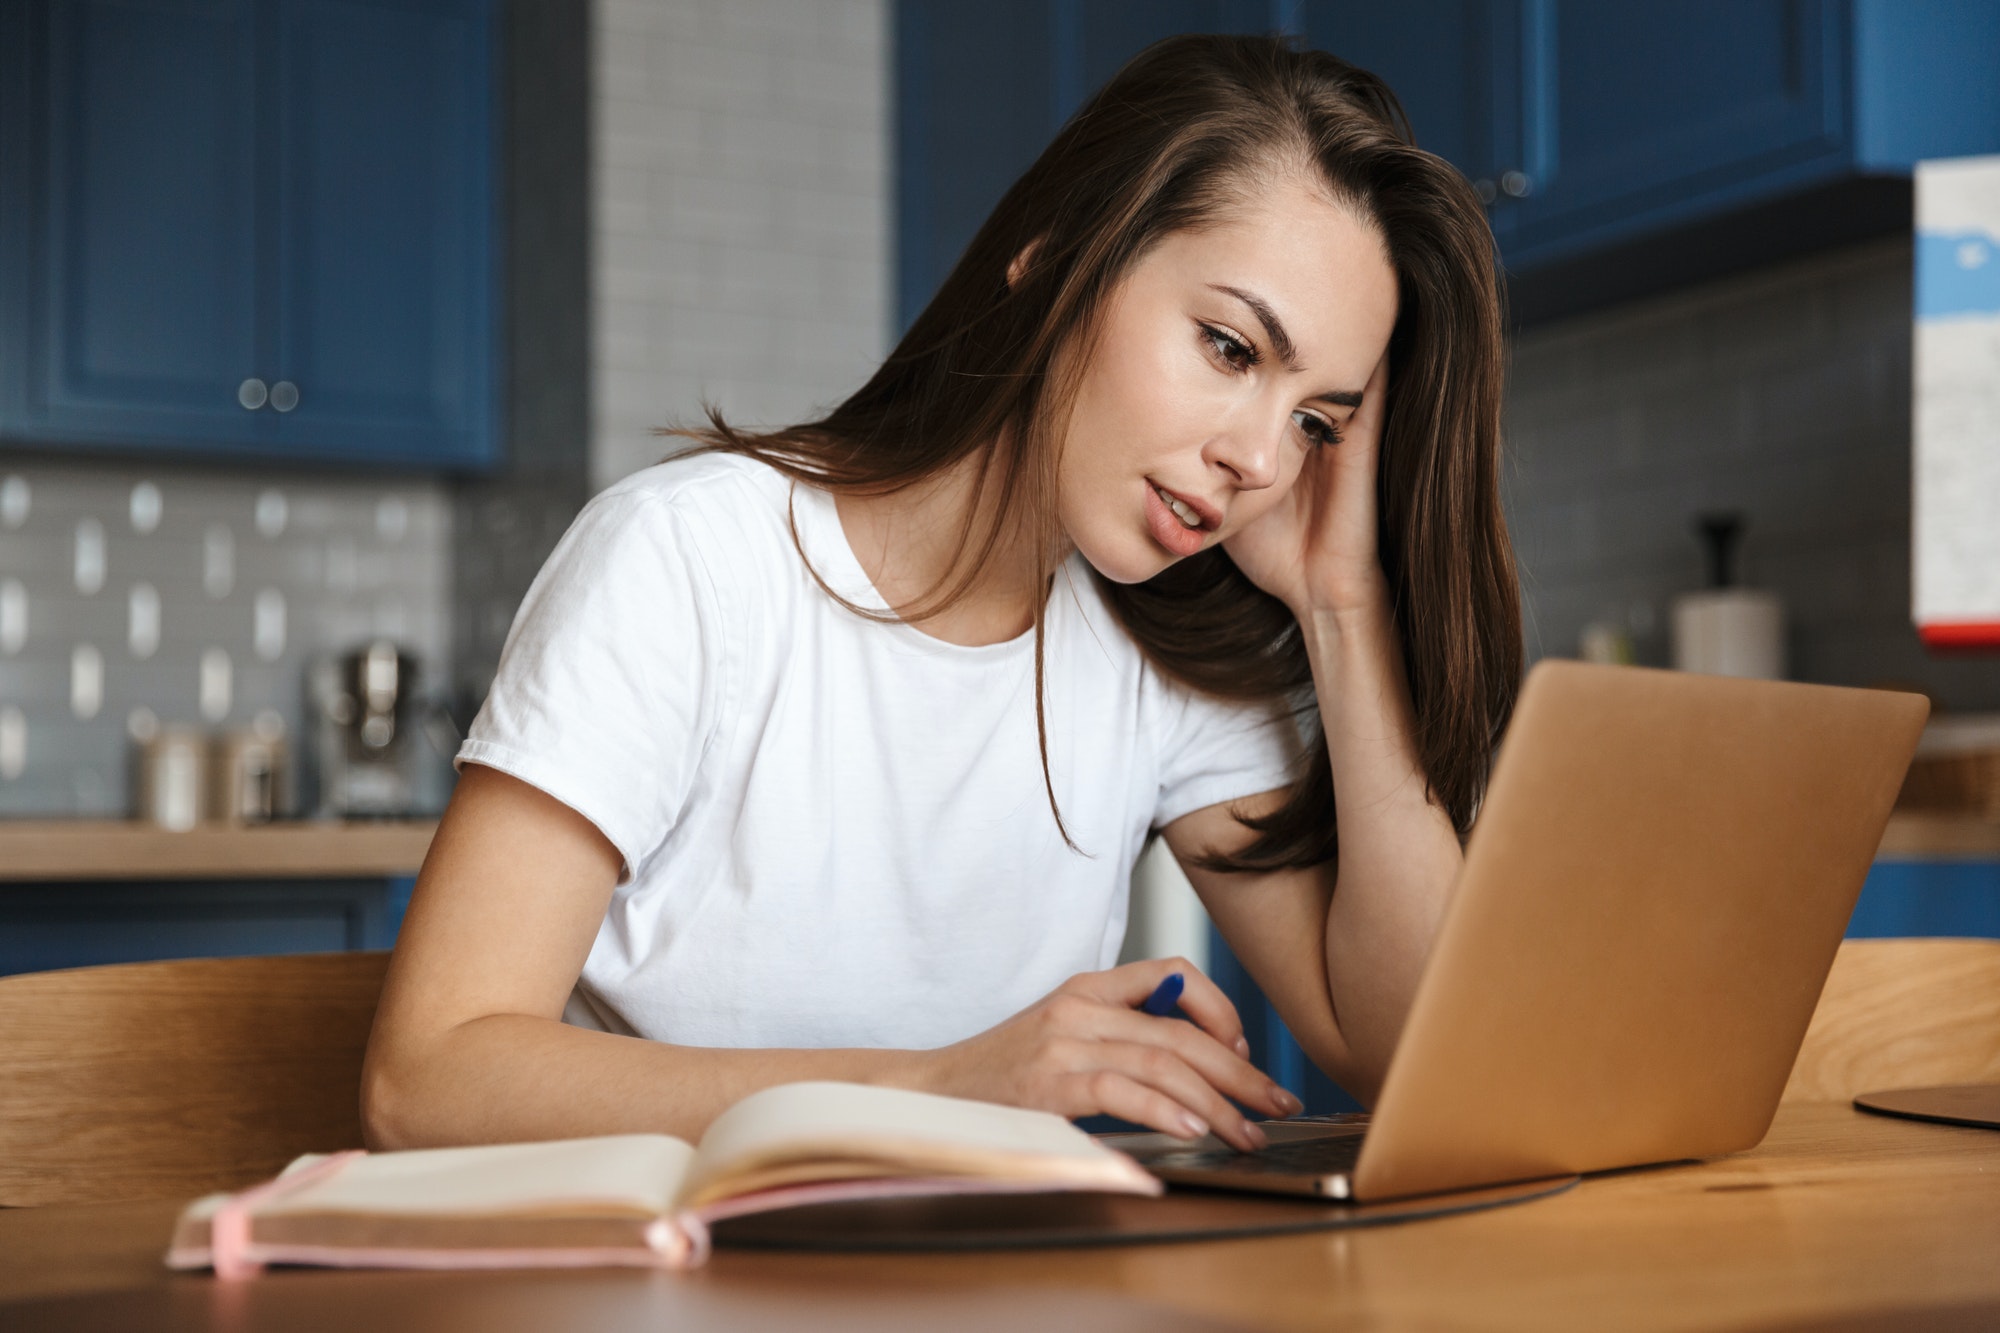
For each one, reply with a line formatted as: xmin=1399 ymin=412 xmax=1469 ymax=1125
xmin=256 ymin=1134 xmax=695 ymax=1220
xmin=677 ymin=1082 xmax=1155 ymax=1208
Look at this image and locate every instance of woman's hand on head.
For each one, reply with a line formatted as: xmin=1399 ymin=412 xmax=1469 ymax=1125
xmin=917 ymin=959 xmax=1300 ymax=1151
xmin=1223 ymin=350 xmax=1392 ymax=619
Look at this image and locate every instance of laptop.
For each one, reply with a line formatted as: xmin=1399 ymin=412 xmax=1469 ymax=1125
xmin=1107 ymin=660 xmax=1928 ymax=1202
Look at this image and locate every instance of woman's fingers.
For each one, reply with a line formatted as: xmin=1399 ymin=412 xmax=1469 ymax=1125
xmin=1090 ymin=958 xmax=1250 ymax=1058
xmin=1039 ymin=962 xmax=1306 ymax=1148
xmin=1166 ymin=965 xmax=1253 ymax=1059
xmin=1071 ymin=960 xmax=1299 ymax=1119
xmin=1074 ymin=1041 xmax=1268 ymax=1152
xmin=1087 ymin=1004 xmax=1297 ymax=1121
xmin=1075 ymin=1070 xmax=1212 ymax=1143
xmin=1095 ymin=1036 xmax=1252 ymax=1139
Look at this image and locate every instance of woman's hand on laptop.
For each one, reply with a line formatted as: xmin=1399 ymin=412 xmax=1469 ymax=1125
xmin=914 ymin=960 xmax=1300 ymax=1152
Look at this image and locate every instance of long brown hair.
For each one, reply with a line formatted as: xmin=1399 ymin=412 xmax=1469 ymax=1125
xmin=667 ymin=33 xmax=1521 ymax=872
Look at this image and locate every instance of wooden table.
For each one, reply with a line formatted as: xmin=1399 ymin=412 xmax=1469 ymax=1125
xmin=2 ymin=1102 xmax=1996 ymax=1331
xmin=0 ymin=819 xmax=438 ymax=880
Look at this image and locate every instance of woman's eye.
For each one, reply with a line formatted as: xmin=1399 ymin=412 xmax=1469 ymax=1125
xmin=1200 ymin=324 xmax=1257 ymax=371
xmin=1294 ymin=410 xmax=1343 ymax=448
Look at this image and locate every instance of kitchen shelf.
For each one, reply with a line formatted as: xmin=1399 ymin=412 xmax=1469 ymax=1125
xmin=1875 ymin=812 xmax=2000 ymax=860
xmin=0 ymin=819 xmax=437 ymax=882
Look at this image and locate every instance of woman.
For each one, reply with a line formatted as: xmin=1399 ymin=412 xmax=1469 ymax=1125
xmin=363 ymin=33 xmax=1519 ymax=1156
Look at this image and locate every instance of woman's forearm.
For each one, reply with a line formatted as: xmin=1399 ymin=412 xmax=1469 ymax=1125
xmin=1302 ymin=597 xmax=1464 ymax=1099
xmin=363 ymin=968 xmax=1289 ymax=1152
xmin=370 ymin=769 xmax=1285 ymax=1152
xmin=361 ymin=1013 xmax=928 ymax=1149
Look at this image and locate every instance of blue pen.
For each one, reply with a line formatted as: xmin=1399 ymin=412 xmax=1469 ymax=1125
xmin=1140 ymin=972 xmax=1185 ymax=1017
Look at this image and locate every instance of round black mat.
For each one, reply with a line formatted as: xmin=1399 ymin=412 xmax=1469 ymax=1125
xmin=1854 ymin=1084 xmax=2000 ymax=1131
xmin=708 ymin=1174 xmax=1578 ymax=1253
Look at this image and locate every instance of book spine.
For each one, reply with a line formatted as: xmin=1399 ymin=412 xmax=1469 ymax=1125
xmin=211 ymin=1151 xmax=366 ymax=1279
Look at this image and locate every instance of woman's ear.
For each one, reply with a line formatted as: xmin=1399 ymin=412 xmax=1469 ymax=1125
xmin=1006 ymin=237 xmax=1045 ymax=290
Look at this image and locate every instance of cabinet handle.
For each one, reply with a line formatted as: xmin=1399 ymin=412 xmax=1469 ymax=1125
xmin=270 ymin=381 xmax=300 ymax=413
xmin=1500 ymin=170 xmax=1534 ymax=198
xmin=1472 ymin=178 xmax=1497 ymax=205
xmin=237 ymin=378 xmax=268 ymax=411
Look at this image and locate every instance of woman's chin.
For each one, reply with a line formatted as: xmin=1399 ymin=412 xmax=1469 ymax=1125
xmin=1071 ymin=531 xmax=1180 ymax=586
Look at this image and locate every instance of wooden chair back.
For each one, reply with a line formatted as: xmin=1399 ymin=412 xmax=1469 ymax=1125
xmin=1784 ymin=937 xmax=2000 ymax=1102
xmin=0 ymin=951 xmax=390 ymax=1207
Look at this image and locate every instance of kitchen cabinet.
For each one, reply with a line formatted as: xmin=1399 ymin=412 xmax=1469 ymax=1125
xmin=0 ymin=878 xmax=409 ymax=977
xmin=1849 ymin=860 xmax=2000 ymax=939
xmin=1306 ymin=0 xmax=2000 ymax=314
xmin=896 ymin=1 xmax=2000 ymax=327
xmin=0 ymin=0 xmax=264 ymax=450
xmin=1490 ymin=2 xmax=1848 ymax=265
xmin=1305 ymin=1 xmax=1858 ymax=269
xmin=0 ymin=819 xmax=433 ymax=976
xmin=1062 ymin=1 xmax=1277 ymax=112
xmin=0 ymin=0 xmax=498 ymax=470
xmin=895 ymin=0 xmax=1278 ymax=332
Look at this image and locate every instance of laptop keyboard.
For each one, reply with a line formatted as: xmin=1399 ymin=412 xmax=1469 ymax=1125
xmin=1140 ymin=1132 xmax=1366 ymax=1176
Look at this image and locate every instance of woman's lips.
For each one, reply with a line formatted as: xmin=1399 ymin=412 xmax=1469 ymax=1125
xmin=1144 ymin=480 xmax=1208 ymax=558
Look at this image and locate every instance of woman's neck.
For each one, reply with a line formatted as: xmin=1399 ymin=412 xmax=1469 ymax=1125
xmin=832 ymin=447 xmax=1057 ymax=648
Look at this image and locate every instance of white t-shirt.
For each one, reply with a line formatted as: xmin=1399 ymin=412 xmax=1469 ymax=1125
xmin=458 ymin=452 xmax=1299 ymax=1051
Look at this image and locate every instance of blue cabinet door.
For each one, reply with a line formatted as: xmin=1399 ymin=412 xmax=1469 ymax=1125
xmin=894 ymin=0 xmax=1273 ymax=334
xmin=20 ymin=0 xmax=268 ymax=450
xmin=1297 ymin=0 xmax=1498 ymax=187
xmin=894 ymin=0 xmax=1056 ymax=332
xmin=0 ymin=876 xmax=412 ymax=977
xmin=1 ymin=0 xmax=496 ymax=469
xmin=271 ymin=0 xmax=497 ymax=468
xmin=1493 ymin=0 xmax=1851 ymax=266
xmin=0 ymin=3 xmax=29 ymax=426
xmin=1065 ymin=0 xmax=1276 ymax=119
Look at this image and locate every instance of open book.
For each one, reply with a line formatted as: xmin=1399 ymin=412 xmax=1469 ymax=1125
xmin=166 ymin=1081 xmax=1161 ymax=1275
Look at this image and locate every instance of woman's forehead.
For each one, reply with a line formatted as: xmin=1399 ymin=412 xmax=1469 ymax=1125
xmin=1135 ymin=178 xmax=1397 ymax=367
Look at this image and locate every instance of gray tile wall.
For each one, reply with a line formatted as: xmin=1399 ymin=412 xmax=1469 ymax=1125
xmin=590 ymin=0 xmax=890 ymax=490
xmin=1505 ymin=237 xmax=2000 ymax=712
xmin=449 ymin=0 xmax=894 ymax=716
xmin=0 ymin=460 xmax=451 ymax=816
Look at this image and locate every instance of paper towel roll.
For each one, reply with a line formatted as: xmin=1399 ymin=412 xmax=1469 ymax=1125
xmin=1671 ymin=589 xmax=1785 ymax=679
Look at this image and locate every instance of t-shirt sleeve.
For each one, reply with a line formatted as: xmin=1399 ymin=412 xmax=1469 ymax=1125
xmin=457 ymin=489 xmax=727 ymax=884
xmin=1153 ymin=678 xmax=1305 ymax=830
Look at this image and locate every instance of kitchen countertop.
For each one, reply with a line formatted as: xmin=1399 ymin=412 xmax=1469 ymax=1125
xmin=1875 ymin=811 xmax=2000 ymax=858
xmin=0 ymin=820 xmax=438 ymax=881
xmin=0 ymin=813 xmax=1992 ymax=883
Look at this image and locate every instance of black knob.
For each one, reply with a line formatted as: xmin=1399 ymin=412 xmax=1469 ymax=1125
xmin=1695 ymin=512 xmax=1745 ymax=589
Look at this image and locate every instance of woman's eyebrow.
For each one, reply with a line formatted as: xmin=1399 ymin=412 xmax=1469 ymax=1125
xmin=1207 ymin=283 xmax=1364 ymax=408
xmin=1209 ymin=283 xmax=1300 ymax=368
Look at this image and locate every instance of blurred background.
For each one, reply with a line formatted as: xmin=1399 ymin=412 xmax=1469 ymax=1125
xmin=2 ymin=2 xmax=1997 ymax=1100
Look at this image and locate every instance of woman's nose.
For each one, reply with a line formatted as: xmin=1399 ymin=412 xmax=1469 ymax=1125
xmin=1203 ymin=421 xmax=1280 ymax=492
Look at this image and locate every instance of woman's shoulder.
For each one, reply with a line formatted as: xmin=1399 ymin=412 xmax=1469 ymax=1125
xmin=521 ymin=452 xmax=806 ymax=633
xmin=595 ymin=450 xmax=793 ymax=525
xmin=573 ymin=452 xmax=805 ymax=573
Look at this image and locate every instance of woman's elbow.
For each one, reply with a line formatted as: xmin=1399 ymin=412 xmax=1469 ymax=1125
xmin=358 ymin=1030 xmax=429 ymax=1151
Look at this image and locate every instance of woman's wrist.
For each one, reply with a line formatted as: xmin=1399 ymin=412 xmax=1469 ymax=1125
xmin=864 ymin=1043 xmax=953 ymax=1099
xmin=1288 ymin=566 xmax=1393 ymax=628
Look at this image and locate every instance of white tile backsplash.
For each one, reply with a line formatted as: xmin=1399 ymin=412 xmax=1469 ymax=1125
xmin=0 ymin=460 xmax=451 ymax=816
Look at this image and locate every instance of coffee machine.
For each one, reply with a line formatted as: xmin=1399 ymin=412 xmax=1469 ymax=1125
xmin=308 ymin=641 xmax=438 ymax=818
